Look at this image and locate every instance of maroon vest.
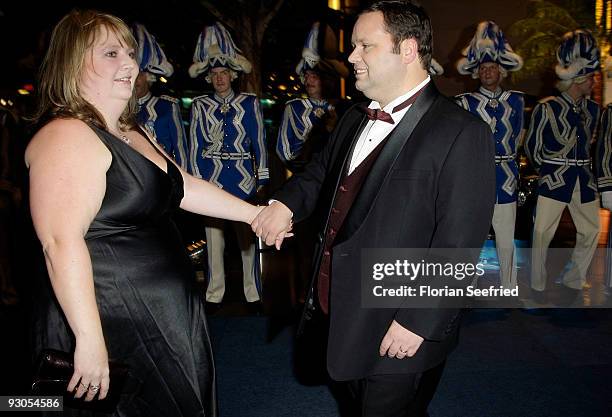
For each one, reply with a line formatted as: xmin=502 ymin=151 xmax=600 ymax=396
xmin=317 ymin=138 xmax=388 ymax=314
xmin=316 ymin=87 xmax=425 ymax=314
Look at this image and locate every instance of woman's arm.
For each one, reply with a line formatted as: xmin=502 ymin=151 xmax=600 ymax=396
xmin=136 ymin=126 xmax=262 ymax=224
xmin=180 ymin=172 xmax=262 ymax=224
xmin=26 ymin=119 xmax=112 ymax=401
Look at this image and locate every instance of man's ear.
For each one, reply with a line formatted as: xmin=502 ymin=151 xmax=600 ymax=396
xmin=400 ymin=38 xmax=419 ymax=65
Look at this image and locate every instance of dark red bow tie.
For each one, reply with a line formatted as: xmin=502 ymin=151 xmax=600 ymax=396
xmin=363 ymin=108 xmax=394 ymax=124
xmin=360 ymin=86 xmax=425 ymax=124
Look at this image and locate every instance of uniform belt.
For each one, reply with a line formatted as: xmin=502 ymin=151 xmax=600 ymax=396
xmin=542 ymin=158 xmax=590 ymax=166
xmin=494 ymin=154 xmax=516 ymax=165
xmin=204 ymin=151 xmax=253 ymax=160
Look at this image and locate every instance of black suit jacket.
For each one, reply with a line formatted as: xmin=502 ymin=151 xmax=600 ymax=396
xmin=275 ymin=82 xmax=496 ymax=381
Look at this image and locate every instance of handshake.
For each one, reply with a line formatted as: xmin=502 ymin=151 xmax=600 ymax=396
xmin=251 ymin=201 xmax=294 ymax=249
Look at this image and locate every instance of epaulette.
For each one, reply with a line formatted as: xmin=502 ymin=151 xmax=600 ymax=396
xmin=160 ymin=95 xmax=179 ymax=104
xmin=454 ymin=92 xmax=472 ymax=99
xmin=240 ymin=92 xmax=257 ymax=97
xmin=507 ymin=90 xmax=525 ymax=96
xmin=191 ymin=95 xmax=206 ymax=102
xmin=285 ymin=98 xmax=304 ymax=105
xmin=538 ymin=96 xmax=556 ymax=104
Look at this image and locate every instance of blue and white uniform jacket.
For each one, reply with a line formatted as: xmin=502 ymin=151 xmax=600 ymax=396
xmin=138 ymin=92 xmax=188 ymax=169
xmin=456 ymin=87 xmax=524 ymax=204
xmin=525 ymin=92 xmax=600 ymax=204
xmin=276 ymin=97 xmax=332 ymax=163
xmin=596 ymin=104 xmax=612 ymax=192
xmin=189 ymin=91 xmax=268 ymax=200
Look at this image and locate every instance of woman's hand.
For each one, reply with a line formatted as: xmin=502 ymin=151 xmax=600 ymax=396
xmin=249 ymin=205 xmax=265 ymax=224
xmin=251 ymin=201 xmax=295 ymax=249
xmin=67 ymin=335 xmax=110 ymax=401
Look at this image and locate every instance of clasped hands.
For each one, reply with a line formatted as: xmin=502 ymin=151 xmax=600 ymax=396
xmin=251 ymin=201 xmax=294 ymax=249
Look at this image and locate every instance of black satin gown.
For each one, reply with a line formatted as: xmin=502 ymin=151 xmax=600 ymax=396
xmin=33 ymin=125 xmax=217 ymax=416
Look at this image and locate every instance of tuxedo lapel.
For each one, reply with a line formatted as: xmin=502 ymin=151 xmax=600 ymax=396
xmin=335 ymin=83 xmax=439 ymax=244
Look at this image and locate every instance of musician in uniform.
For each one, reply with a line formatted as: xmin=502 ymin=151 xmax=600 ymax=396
xmin=132 ymin=23 xmax=188 ymax=169
xmin=456 ymin=21 xmax=524 ymax=290
xmin=597 ymin=104 xmax=612 ymax=209
xmin=525 ymin=29 xmax=601 ymax=296
xmin=276 ymin=22 xmax=349 ymax=173
xmin=596 ymin=104 xmax=612 ymax=290
xmin=188 ymin=23 xmax=268 ymax=310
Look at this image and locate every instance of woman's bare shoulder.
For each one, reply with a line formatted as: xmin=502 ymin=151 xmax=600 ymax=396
xmin=26 ymin=119 xmax=109 ymax=167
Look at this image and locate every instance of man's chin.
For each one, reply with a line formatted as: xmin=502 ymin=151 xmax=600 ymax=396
xmin=354 ymin=81 xmax=367 ymax=93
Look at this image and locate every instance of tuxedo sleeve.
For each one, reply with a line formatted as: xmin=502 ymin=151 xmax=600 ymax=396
xmin=274 ymin=105 xmax=360 ymax=221
xmin=394 ymin=118 xmax=496 ymax=341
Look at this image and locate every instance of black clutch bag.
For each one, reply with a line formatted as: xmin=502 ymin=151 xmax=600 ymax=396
xmin=31 ymin=349 xmax=130 ymax=413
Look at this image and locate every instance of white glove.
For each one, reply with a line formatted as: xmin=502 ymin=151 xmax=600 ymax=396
xmin=601 ymin=191 xmax=612 ymax=210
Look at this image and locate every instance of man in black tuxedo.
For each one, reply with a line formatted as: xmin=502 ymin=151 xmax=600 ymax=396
xmin=253 ymin=1 xmax=495 ymax=415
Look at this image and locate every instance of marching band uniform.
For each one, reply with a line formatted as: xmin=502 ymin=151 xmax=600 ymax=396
xmin=188 ymin=23 xmax=267 ymax=305
xmin=455 ymin=87 xmax=524 ymax=204
xmin=456 ymin=21 xmax=524 ymax=289
xmin=597 ymin=104 xmax=612 ymax=207
xmin=525 ymin=30 xmax=601 ymax=292
xmin=276 ymin=97 xmax=333 ymax=171
xmin=276 ymin=22 xmax=343 ymax=172
xmin=596 ymin=104 xmax=612 ymax=289
xmin=189 ymin=91 xmax=268 ymax=199
xmin=131 ymin=23 xmax=188 ymax=169
xmin=137 ymin=93 xmax=188 ymax=169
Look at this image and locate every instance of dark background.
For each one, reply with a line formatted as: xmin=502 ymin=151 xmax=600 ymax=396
xmin=0 ymin=0 xmax=598 ymax=105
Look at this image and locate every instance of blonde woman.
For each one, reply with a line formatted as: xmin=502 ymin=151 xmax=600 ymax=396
xmin=27 ymin=10 xmax=261 ymax=416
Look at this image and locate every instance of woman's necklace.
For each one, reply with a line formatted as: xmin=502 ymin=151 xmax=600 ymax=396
xmin=118 ymin=133 xmax=131 ymax=144
xmin=110 ymin=128 xmax=130 ymax=144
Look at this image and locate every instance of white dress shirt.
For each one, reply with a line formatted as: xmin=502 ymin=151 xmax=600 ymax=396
xmin=348 ymin=76 xmax=431 ymax=174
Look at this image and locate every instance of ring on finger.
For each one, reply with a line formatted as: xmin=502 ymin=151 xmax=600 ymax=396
xmin=399 ymin=349 xmax=408 ymax=354
xmin=79 ymin=382 xmax=89 ymax=389
xmin=88 ymin=385 xmax=100 ymax=393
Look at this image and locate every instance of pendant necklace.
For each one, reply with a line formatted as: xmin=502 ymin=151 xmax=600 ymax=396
xmin=110 ymin=129 xmax=131 ymax=144
xmin=118 ymin=133 xmax=131 ymax=144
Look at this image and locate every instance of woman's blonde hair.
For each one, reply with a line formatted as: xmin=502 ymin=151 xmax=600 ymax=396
xmin=32 ymin=9 xmax=138 ymax=129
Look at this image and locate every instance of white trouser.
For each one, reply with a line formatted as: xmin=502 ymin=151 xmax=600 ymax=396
xmin=205 ymin=218 xmax=260 ymax=303
xmin=530 ymin=181 xmax=600 ymax=291
xmin=492 ymin=202 xmax=517 ymax=289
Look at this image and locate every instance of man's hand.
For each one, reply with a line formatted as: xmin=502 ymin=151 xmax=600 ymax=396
xmin=251 ymin=201 xmax=293 ymax=249
xmin=379 ymin=320 xmax=424 ymax=359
